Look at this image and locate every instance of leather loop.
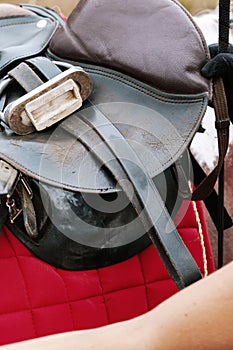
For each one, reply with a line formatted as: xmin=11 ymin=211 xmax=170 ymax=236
xmin=8 ymin=57 xmax=62 ymax=93
xmin=26 ymin=56 xmax=62 ymax=80
xmin=8 ymin=62 xmax=43 ymax=92
xmin=215 ymin=119 xmax=230 ymax=130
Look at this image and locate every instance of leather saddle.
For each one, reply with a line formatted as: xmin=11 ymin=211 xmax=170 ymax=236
xmin=0 ymin=1 xmax=224 ymax=290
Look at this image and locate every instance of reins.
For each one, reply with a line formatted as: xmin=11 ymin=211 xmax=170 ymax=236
xmin=217 ymin=0 xmax=230 ymax=268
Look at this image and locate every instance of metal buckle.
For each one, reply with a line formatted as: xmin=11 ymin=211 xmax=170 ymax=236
xmin=0 ymin=159 xmax=22 ymax=223
xmin=0 ymin=159 xmax=19 ymax=197
xmin=3 ymin=66 xmax=92 ymax=135
xmin=0 ymin=160 xmax=36 ymax=228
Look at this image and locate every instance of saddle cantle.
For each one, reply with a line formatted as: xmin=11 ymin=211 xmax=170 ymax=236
xmin=0 ymin=1 xmax=219 ymax=289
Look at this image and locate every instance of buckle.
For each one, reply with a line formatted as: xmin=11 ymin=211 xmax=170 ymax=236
xmin=0 ymin=159 xmax=37 ymax=229
xmin=3 ymin=66 xmax=92 ymax=135
xmin=0 ymin=159 xmax=22 ymax=223
xmin=0 ymin=159 xmax=19 ymax=197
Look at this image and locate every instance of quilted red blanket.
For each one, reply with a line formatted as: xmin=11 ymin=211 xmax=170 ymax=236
xmin=0 ymin=200 xmax=214 ymax=346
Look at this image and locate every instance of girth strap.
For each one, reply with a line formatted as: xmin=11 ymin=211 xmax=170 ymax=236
xmin=62 ymin=102 xmax=202 ymax=289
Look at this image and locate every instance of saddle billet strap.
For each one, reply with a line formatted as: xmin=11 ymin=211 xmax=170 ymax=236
xmin=62 ymin=102 xmax=202 ymax=290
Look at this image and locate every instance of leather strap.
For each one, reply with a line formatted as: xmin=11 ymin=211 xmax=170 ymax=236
xmin=26 ymin=57 xmax=62 ymax=79
xmin=62 ymin=101 xmax=202 ymax=289
xmin=7 ymin=57 xmax=62 ymax=93
xmin=192 ymin=78 xmax=230 ymax=200
xmin=8 ymin=62 xmax=43 ymax=91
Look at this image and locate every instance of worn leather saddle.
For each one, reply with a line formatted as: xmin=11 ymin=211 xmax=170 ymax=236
xmin=0 ymin=1 xmax=226 ymax=290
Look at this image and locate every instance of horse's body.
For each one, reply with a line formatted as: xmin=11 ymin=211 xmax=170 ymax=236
xmin=192 ymin=8 xmax=233 ymax=265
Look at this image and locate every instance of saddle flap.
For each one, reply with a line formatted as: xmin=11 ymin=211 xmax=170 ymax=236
xmin=0 ymin=67 xmax=208 ymax=193
xmin=0 ymin=0 xmax=210 ymax=193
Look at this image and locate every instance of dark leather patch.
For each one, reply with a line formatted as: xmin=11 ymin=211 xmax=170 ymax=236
xmin=8 ymin=165 xmax=180 ymax=270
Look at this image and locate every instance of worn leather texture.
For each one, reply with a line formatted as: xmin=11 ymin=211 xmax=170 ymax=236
xmin=0 ymin=65 xmax=208 ymax=193
xmin=0 ymin=199 xmax=215 ymax=346
xmin=49 ymin=0 xmax=211 ymax=96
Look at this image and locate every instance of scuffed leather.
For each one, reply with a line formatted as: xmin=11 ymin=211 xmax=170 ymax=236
xmin=49 ymin=0 xmax=211 ymax=96
xmin=0 ymin=65 xmax=208 ymax=193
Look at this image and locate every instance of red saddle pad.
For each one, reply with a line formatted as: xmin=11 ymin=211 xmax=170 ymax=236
xmin=0 ymin=200 xmax=214 ymax=346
